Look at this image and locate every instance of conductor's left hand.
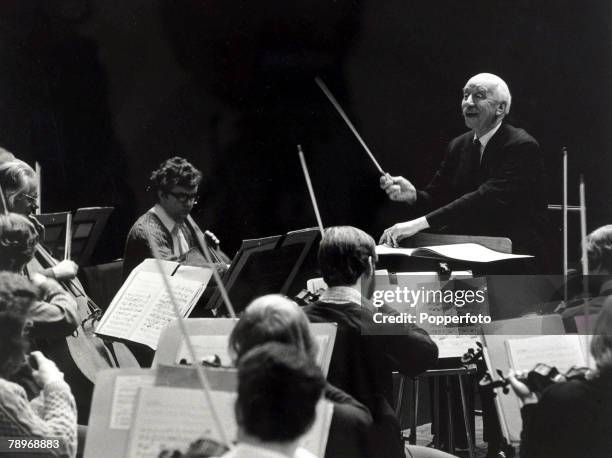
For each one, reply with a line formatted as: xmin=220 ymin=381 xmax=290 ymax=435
xmin=379 ymin=217 xmax=430 ymax=247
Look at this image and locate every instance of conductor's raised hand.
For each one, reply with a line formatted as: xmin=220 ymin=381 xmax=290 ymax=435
xmin=379 ymin=174 xmax=417 ymax=204
xmin=379 ymin=217 xmax=430 ymax=247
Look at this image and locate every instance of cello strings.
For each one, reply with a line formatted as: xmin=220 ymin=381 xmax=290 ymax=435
xmin=195 ymin=230 xmax=237 ymax=319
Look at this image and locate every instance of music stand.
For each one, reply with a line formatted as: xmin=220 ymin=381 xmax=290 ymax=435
xmin=205 ymin=227 xmax=320 ymax=314
xmin=34 ymin=207 xmax=113 ymax=266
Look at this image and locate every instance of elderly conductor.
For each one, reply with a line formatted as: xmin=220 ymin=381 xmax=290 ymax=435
xmin=380 ymin=73 xmax=548 ymax=262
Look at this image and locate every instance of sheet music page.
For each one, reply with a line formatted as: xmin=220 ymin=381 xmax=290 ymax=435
xmin=422 ymin=244 xmax=532 ymax=262
xmin=126 ymin=386 xmax=236 ymax=458
xmin=432 ymin=335 xmax=482 ymax=359
xmin=129 ymin=275 xmax=204 ymax=349
xmin=175 ymin=335 xmax=233 ymax=366
xmin=109 ymin=375 xmax=156 ymax=430
xmin=97 ymin=271 xmax=162 ymax=339
xmin=137 ymin=259 xmax=180 ymax=275
xmin=300 ymin=400 xmax=334 ymax=457
xmin=376 ymin=243 xmax=532 ymax=262
xmin=314 ymin=335 xmax=329 ymax=367
xmin=375 ymin=245 xmax=416 ymax=257
xmin=174 ymin=264 xmax=214 ymax=284
xmin=414 ymin=276 xmax=488 ymax=337
xmin=506 ymin=335 xmax=587 ymax=373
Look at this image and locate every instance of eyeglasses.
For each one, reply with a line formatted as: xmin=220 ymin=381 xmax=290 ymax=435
xmin=17 ymin=193 xmax=39 ymax=206
xmin=167 ymin=190 xmax=199 ymax=204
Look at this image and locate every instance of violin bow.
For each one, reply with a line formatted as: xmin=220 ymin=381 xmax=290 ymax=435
xmin=64 ymin=212 xmax=72 ymax=261
xmin=562 ymin=147 xmax=568 ymax=303
xmin=315 ymin=77 xmax=386 ymax=176
xmin=0 ymin=183 xmax=7 ymax=215
xmin=35 ymin=162 xmax=42 ymax=215
xmin=579 ymin=175 xmax=590 ymax=366
xmin=297 ymin=145 xmax=324 ymax=237
xmin=143 ymin=231 xmax=233 ymax=450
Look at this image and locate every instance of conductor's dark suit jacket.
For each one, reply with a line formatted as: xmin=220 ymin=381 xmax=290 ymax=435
xmin=416 ymin=123 xmax=549 ymax=260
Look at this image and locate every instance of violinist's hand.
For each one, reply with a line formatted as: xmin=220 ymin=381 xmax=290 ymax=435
xmin=379 ymin=217 xmax=430 ymax=247
xmin=507 ymin=369 xmax=539 ymax=405
xmin=380 ymin=174 xmax=417 ymax=204
xmin=30 ymin=351 xmax=65 ymax=388
xmin=50 ymin=260 xmax=78 ymax=281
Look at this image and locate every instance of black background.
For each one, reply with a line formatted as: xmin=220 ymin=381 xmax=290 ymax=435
xmin=0 ymin=0 xmax=609 ymax=266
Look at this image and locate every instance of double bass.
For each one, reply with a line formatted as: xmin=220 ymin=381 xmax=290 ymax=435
xmin=26 ymin=213 xmax=140 ymax=422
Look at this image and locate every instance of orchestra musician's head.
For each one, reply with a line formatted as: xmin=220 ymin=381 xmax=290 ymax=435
xmin=0 ymin=160 xmax=38 ymax=216
xmin=149 ymin=156 xmax=202 ymax=223
xmin=0 ymin=213 xmax=39 ymax=272
xmin=318 ymin=226 xmax=378 ymax=299
xmin=235 ymin=342 xmax=325 ymax=453
xmin=0 ymin=147 xmax=15 ymax=165
xmin=590 ymin=298 xmax=612 ymax=378
xmin=585 ymin=224 xmax=612 ymax=275
xmin=229 ymin=294 xmax=317 ymax=363
xmin=462 ymin=73 xmax=511 ymax=138
xmin=0 ymin=271 xmax=37 ymax=378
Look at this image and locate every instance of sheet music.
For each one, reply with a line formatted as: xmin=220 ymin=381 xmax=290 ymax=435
xmin=376 ymin=243 xmax=532 ymax=262
xmin=175 ymin=264 xmax=214 ymax=283
xmin=314 ymin=335 xmax=329 ymax=367
xmin=97 ymin=276 xmax=154 ymax=338
xmin=432 ymin=335 xmax=482 ymax=359
xmin=130 ymin=277 xmax=204 ymax=349
xmin=98 ymin=270 xmax=205 ymax=349
xmin=109 ymin=375 xmax=156 ymax=430
xmin=126 ymin=386 xmax=237 ymax=458
xmin=126 ymin=385 xmax=333 ymax=458
xmin=301 ymin=400 xmax=334 ymax=457
xmin=175 ymin=335 xmax=233 ymax=366
xmin=505 ymin=335 xmax=587 ymax=373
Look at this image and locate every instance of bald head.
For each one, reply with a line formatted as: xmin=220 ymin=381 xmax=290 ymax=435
xmin=462 ymin=73 xmax=512 ymax=137
xmin=466 ymin=73 xmax=511 ymax=113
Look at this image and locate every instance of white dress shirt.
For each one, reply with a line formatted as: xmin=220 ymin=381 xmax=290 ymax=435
xmin=149 ymin=204 xmax=190 ymax=256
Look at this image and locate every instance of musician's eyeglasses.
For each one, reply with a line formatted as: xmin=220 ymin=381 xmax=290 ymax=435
xmin=17 ymin=193 xmax=39 ymax=206
xmin=167 ymin=191 xmax=199 ymax=204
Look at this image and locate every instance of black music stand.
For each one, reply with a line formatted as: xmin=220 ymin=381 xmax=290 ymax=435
xmin=204 ymin=227 xmax=320 ymax=315
xmin=34 ymin=207 xmax=113 ymax=266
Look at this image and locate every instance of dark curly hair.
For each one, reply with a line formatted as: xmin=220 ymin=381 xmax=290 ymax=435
xmin=0 ymin=214 xmax=39 ymax=271
xmin=0 ymin=271 xmax=38 ymax=377
xmin=149 ymin=157 xmax=202 ymax=194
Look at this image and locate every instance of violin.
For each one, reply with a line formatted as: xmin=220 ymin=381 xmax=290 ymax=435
xmin=479 ymin=363 xmax=592 ymax=396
